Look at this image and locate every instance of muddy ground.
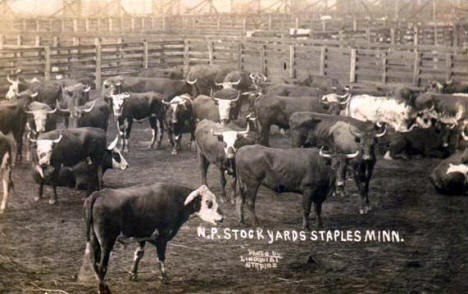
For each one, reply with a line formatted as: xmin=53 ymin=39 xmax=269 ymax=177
xmin=0 ymin=122 xmax=467 ymax=294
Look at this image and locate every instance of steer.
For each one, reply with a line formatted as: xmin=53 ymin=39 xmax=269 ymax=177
xmin=109 ymin=92 xmax=166 ymax=153
xmin=253 ymin=94 xmax=337 ymax=146
xmin=29 ymin=127 xmax=109 ymax=203
xmin=32 ymin=136 xmax=128 ymax=191
xmin=289 ymin=112 xmax=386 ymax=214
xmin=195 ymin=119 xmax=251 ymax=203
xmin=83 ymin=184 xmax=223 ymax=294
xmin=0 ymin=132 xmax=15 ymax=213
xmin=163 ymin=95 xmax=195 ymax=155
xmin=346 ymin=94 xmax=432 ymax=132
xmin=235 ymin=145 xmax=359 ymax=229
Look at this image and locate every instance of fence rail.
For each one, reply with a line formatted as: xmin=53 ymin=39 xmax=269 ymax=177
xmin=1 ymin=36 xmax=467 ymax=94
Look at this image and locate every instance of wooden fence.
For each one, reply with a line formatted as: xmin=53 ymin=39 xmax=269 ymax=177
xmin=1 ymin=36 xmax=467 ymax=94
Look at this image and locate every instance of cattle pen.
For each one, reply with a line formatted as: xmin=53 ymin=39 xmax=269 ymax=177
xmin=0 ymin=1 xmax=468 ymax=294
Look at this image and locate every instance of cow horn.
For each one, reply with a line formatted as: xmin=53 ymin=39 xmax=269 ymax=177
xmin=107 ymin=135 xmax=119 ymax=150
xmin=30 ymin=92 xmax=38 ymax=98
xmin=400 ymin=123 xmax=418 ymax=133
xmin=232 ymin=91 xmax=240 ymax=102
xmin=27 ymin=132 xmax=37 ymax=143
xmin=211 ymin=129 xmax=223 ymax=137
xmin=186 ymin=78 xmax=198 ymax=85
xmin=320 ymin=95 xmax=329 ymax=104
xmin=349 ymin=125 xmax=363 ymax=138
xmin=232 ymin=78 xmax=241 ymax=86
xmin=184 ymin=186 xmax=205 ymax=206
xmin=84 ymin=85 xmax=91 ymax=92
xmin=52 ymin=134 xmax=63 ymax=143
xmin=447 ymin=78 xmax=453 ymax=85
xmin=456 ymin=105 xmax=464 ymax=121
xmin=344 ymin=150 xmax=360 ymax=159
xmin=47 ymin=107 xmax=57 ymax=114
xmin=238 ymin=123 xmax=250 ymax=135
xmin=339 ymin=93 xmax=351 ymax=105
xmin=82 ymin=100 xmax=97 ymax=113
xmin=375 ymin=125 xmax=387 ymax=137
xmin=162 ymin=100 xmax=170 ymax=105
xmin=319 ymin=146 xmax=332 ymax=158
xmin=215 ymin=81 xmax=224 ymax=87
xmin=56 ymin=100 xmax=69 ymax=112
xmin=249 ymin=73 xmax=255 ymax=83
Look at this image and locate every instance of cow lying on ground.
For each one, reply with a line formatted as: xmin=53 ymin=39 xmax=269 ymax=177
xmin=0 ymin=132 xmax=15 ymax=213
xmin=430 ymin=148 xmax=468 ymax=195
xmin=83 ymin=184 xmax=223 ymax=294
xmin=32 ymin=136 xmax=128 ymax=191
xmin=235 ymin=145 xmax=359 ymax=229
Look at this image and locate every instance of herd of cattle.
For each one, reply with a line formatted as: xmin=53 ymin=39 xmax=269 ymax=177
xmin=1 ymin=64 xmax=468 ymax=293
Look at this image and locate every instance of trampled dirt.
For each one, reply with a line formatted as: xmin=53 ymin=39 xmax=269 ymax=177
xmin=0 ymin=122 xmax=467 ymax=294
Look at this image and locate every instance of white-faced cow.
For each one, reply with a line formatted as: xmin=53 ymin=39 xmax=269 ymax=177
xmin=430 ymin=146 xmax=468 ymax=195
xmin=163 ymin=95 xmax=195 ymax=155
xmin=195 ymin=119 xmax=251 ymax=203
xmin=83 ymin=184 xmax=223 ymax=294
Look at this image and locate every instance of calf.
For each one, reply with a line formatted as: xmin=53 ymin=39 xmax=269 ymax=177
xmin=163 ymin=95 xmax=195 ymax=155
xmin=195 ymin=119 xmax=251 ymax=203
xmin=32 ymin=136 xmax=128 ymax=191
xmin=109 ymin=92 xmax=165 ymax=153
xmin=236 ymin=145 xmax=359 ymax=229
xmin=29 ymin=127 xmax=109 ymax=203
xmin=83 ymin=184 xmax=223 ymax=294
xmin=0 ymin=132 xmax=15 ymax=213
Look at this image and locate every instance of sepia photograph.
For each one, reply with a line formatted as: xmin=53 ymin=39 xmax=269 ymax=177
xmin=0 ymin=0 xmax=467 ymax=293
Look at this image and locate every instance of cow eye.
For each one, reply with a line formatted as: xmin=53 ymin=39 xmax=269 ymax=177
xmin=355 ymin=137 xmax=361 ymax=143
xmin=206 ymin=200 xmax=213 ymax=209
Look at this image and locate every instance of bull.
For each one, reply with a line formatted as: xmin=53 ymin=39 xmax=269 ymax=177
xmin=83 ymin=184 xmax=223 ymax=294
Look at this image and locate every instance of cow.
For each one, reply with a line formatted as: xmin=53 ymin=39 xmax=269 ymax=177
xmin=235 ymin=145 xmax=359 ymax=229
xmin=108 ymin=92 xmax=166 ymax=153
xmin=345 ymin=94 xmax=433 ymax=133
xmin=185 ymin=65 xmax=235 ymax=96
xmin=134 ymin=66 xmax=184 ymax=80
xmin=32 ymin=136 xmax=128 ymax=191
xmin=432 ymin=79 xmax=468 ymax=94
xmin=102 ymin=77 xmax=194 ymax=100
xmin=254 ymin=94 xmax=345 ymax=146
xmin=0 ymin=98 xmax=31 ymax=162
xmin=264 ymin=83 xmax=325 ymax=97
xmin=83 ymin=184 xmax=223 ymax=294
xmin=195 ymin=119 xmax=251 ymax=203
xmin=57 ymin=83 xmax=92 ymax=127
xmin=24 ymin=102 xmax=58 ymax=134
xmin=163 ymin=95 xmax=195 ymax=155
xmin=289 ymin=112 xmax=385 ymax=214
xmin=0 ymin=132 xmax=15 ymax=213
xmin=29 ymin=127 xmax=111 ymax=203
xmin=430 ymin=144 xmax=468 ymax=195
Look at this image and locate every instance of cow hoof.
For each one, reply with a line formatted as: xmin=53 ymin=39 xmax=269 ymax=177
xmin=49 ymin=199 xmax=56 ymax=205
xmin=161 ymin=274 xmax=169 ymax=284
xmin=98 ymin=282 xmax=112 ymax=294
xmin=34 ymin=196 xmax=41 ymax=202
xmin=359 ymin=209 xmax=364 ymax=215
xmin=171 ymin=150 xmax=177 ymax=155
xmin=383 ymin=151 xmax=393 ymax=160
xmin=128 ymin=273 xmax=137 ymax=281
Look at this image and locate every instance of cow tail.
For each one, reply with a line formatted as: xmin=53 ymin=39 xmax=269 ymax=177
xmin=84 ymin=191 xmax=100 ymax=242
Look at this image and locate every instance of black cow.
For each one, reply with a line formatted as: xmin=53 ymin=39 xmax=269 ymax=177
xmin=195 ymin=119 xmax=251 ymax=203
xmin=57 ymin=83 xmax=92 ymax=128
xmin=102 ymin=77 xmax=194 ymax=100
xmin=163 ymin=95 xmax=195 ymax=155
xmin=235 ymin=145 xmax=359 ymax=229
xmin=134 ymin=66 xmax=184 ymax=80
xmin=430 ymin=148 xmax=468 ymax=195
xmin=108 ymin=92 xmax=166 ymax=153
xmin=0 ymin=132 xmax=15 ymax=213
xmin=254 ymin=94 xmax=342 ymax=146
xmin=83 ymin=184 xmax=223 ymax=294
xmin=76 ymin=99 xmax=111 ymax=131
xmin=185 ymin=65 xmax=235 ymax=96
xmin=289 ymin=112 xmax=385 ymax=214
xmin=29 ymin=127 xmax=110 ymax=203
xmin=32 ymin=136 xmax=128 ymax=191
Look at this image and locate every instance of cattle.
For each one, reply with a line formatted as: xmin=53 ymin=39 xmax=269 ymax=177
xmin=24 ymin=102 xmax=58 ymax=134
xmin=0 ymin=132 xmax=15 ymax=213
xmin=163 ymin=95 xmax=195 ymax=155
xmin=32 ymin=136 xmax=128 ymax=191
xmin=57 ymin=83 xmax=92 ymax=127
xmin=433 ymin=79 xmax=468 ymax=94
xmin=235 ymin=145 xmax=359 ymax=229
xmin=83 ymin=184 xmax=223 ymax=294
xmin=382 ymin=123 xmax=452 ymax=160
xmin=134 ymin=66 xmax=184 ymax=80
xmin=185 ymin=65 xmax=235 ymax=96
xmin=195 ymin=119 xmax=251 ymax=203
xmin=346 ymin=94 xmax=432 ymax=132
xmin=29 ymin=127 xmax=110 ymax=203
xmin=102 ymin=77 xmax=194 ymax=100
xmin=415 ymin=92 xmax=468 ymax=129
xmin=289 ymin=112 xmax=385 ymax=213
xmin=264 ymin=83 xmax=325 ymax=97
xmin=430 ymin=147 xmax=468 ymax=195
xmin=75 ymin=99 xmax=111 ymax=131
xmin=108 ymin=92 xmax=166 ymax=153
xmin=254 ymin=94 xmax=343 ymax=146
xmin=0 ymin=98 xmax=31 ymax=162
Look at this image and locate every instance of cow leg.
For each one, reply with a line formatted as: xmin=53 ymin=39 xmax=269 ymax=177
xmin=219 ymin=169 xmax=228 ymax=203
xmin=260 ymin=124 xmax=271 ymax=146
xmin=167 ymin=128 xmax=176 ymax=155
xmin=199 ymin=153 xmax=210 ymax=186
xmin=49 ymin=184 xmax=58 ymax=205
xmin=14 ymin=133 xmax=22 ymax=163
xmin=245 ymin=184 xmax=260 ymax=226
xmin=125 ymin=120 xmax=133 ymax=153
xmin=95 ymin=232 xmax=117 ymax=294
xmin=362 ymin=162 xmax=375 ymax=213
xmin=175 ymin=133 xmax=182 ymax=153
xmin=302 ymin=188 xmax=315 ymax=230
xmin=129 ymin=242 xmax=145 ymax=281
xmin=314 ymin=197 xmax=324 ymax=229
xmin=0 ymin=170 xmax=9 ymax=213
xmin=155 ymin=238 xmax=168 ymax=282
xmin=236 ymin=183 xmax=246 ymax=224
xmin=149 ymin=117 xmax=158 ymax=149
xmin=353 ymin=164 xmax=368 ymax=215
xmin=36 ymin=182 xmax=44 ymax=202
xmin=157 ymin=117 xmax=164 ymax=148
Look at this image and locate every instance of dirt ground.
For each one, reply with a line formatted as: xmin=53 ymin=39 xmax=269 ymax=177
xmin=0 ymin=122 xmax=467 ymax=294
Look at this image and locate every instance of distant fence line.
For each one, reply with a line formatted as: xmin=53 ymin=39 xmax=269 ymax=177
xmin=1 ymin=14 xmax=468 ymax=48
xmin=0 ymin=36 xmax=467 ymax=94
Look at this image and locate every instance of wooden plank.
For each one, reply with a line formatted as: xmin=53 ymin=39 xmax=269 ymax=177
xmin=349 ymin=49 xmax=357 ymax=83
xmin=413 ymin=51 xmax=421 ymax=86
xmin=95 ymin=38 xmax=102 ymax=91
xmin=319 ymin=47 xmax=326 ymax=76
xmin=44 ymin=46 xmax=50 ymax=80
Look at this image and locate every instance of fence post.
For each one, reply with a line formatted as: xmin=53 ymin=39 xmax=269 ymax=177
xmin=413 ymin=51 xmax=421 ymax=86
xmin=217 ymin=16 xmax=221 ymax=30
xmin=366 ymin=27 xmax=371 ymax=46
xmin=353 ymin=18 xmax=357 ymax=31
xmin=131 ymin=17 xmax=135 ymax=32
xmin=349 ymin=49 xmax=357 ymax=83
xmin=143 ymin=40 xmax=149 ymax=69
xmin=319 ymin=47 xmax=326 ymax=76
xmin=445 ymin=53 xmax=453 ymax=81
xmin=61 ymin=19 xmax=66 ymax=32
xmin=243 ymin=17 xmax=247 ymax=33
xmin=260 ymin=44 xmax=266 ymax=76
xmin=339 ymin=30 xmax=344 ymax=47
xmin=268 ymin=15 xmax=272 ymax=30
xmin=95 ymin=38 xmax=102 ymax=91
xmin=289 ymin=44 xmax=295 ymax=80
xmin=85 ymin=18 xmax=90 ymax=32
xmin=0 ymin=35 xmax=4 ymax=50
xmin=53 ymin=36 xmax=59 ymax=47
xmin=413 ymin=25 xmax=419 ymax=51
xmin=381 ymin=51 xmax=387 ymax=84
xmin=207 ymin=40 xmax=214 ymax=65
xmin=162 ymin=16 xmax=166 ymax=31
xmin=35 ymin=35 xmax=41 ymax=46
xmin=453 ymin=24 xmax=458 ymax=47
xmin=36 ymin=20 xmax=40 ymax=31
xmin=237 ymin=42 xmax=243 ymax=70
xmin=16 ymin=35 xmax=23 ymax=58
xmin=390 ymin=27 xmax=396 ymax=45
xmin=183 ymin=39 xmax=190 ymax=74
xmin=295 ymin=17 xmax=299 ymax=29
xmin=44 ymin=46 xmax=51 ymax=81
xmin=73 ymin=19 xmax=78 ymax=33
xmin=109 ymin=18 xmax=113 ymax=32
